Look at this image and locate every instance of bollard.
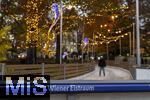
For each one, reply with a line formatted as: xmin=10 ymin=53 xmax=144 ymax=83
xmin=41 ymin=63 xmax=45 ymax=75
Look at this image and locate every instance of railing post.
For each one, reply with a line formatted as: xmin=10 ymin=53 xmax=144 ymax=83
xmin=41 ymin=63 xmax=45 ymax=75
xmin=63 ymin=63 xmax=66 ymax=80
xmin=1 ymin=63 xmax=5 ymax=80
xmin=91 ymin=63 xmax=93 ymax=71
xmin=76 ymin=63 xmax=79 ymax=76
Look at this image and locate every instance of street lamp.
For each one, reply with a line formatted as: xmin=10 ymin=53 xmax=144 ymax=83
xmin=119 ymin=37 xmax=122 ymax=56
xmin=129 ymin=32 xmax=132 ymax=56
xmin=133 ymin=23 xmax=135 ymax=56
xmin=60 ymin=0 xmax=63 ymax=64
xmin=117 ymin=30 xmax=124 ymax=57
xmin=136 ymin=0 xmax=141 ymax=67
xmin=92 ymin=32 xmax=95 ymax=58
xmin=106 ymin=42 xmax=109 ymax=61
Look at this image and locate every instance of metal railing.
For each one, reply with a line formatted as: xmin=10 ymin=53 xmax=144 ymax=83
xmin=0 ymin=63 xmax=95 ymax=80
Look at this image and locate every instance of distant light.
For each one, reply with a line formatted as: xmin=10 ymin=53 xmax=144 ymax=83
xmin=90 ymin=57 xmax=94 ymax=60
xmin=22 ymin=55 xmax=25 ymax=58
xmin=0 ymin=13 xmax=2 ymax=17
xmin=67 ymin=5 xmax=73 ymax=10
xmin=127 ymin=54 xmax=129 ymax=56
xmin=95 ymin=36 xmax=98 ymax=38
xmin=100 ymin=25 xmax=103 ymax=28
xmin=119 ymin=31 xmax=121 ymax=33
xmin=14 ymin=2 xmax=18 ymax=6
xmin=116 ymin=31 xmax=119 ymax=34
xmin=104 ymin=24 xmax=107 ymax=27
xmin=121 ymin=35 xmax=124 ymax=37
xmin=84 ymin=38 xmax=89 ymax=44
xmin=43 ymin=44 xmax=46 ymax=49
xmin=52 ymin=3 xmax=59 ymax=20
xmin=111 ymin=16 xmax=115 ymax=19
xmin=108 ymin=29 xmax=110 ymax=32
xmin=70 ymin=42 xmax=73 ymax=45
xmin=79 ymin=55 xmax=82 ymax=58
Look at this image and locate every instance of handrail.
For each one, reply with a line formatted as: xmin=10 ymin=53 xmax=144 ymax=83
xmin=50 ymin=80 xmax=150 ymax=83
xmin=1 ymin=63 xmax=95 ymax=80
xmin=50 ymin=80 xmax=150 ymax=93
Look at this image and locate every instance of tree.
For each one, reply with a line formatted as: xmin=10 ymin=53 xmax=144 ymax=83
xmin=1 ymin=0 xmax=136 ymax=63
xmin=1 ymin=0 xmax=56 ymax=63
xmin=139 ymin=0 xmax=150 ymax=55
xmin=64 ymin=0 xmax=134 ymax=57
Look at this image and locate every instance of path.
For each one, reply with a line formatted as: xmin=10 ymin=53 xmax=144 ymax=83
xmin=70 ymin=66 xmax=132 ymax=80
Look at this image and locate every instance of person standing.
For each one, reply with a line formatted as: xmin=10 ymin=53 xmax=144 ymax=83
xmin=63 ymin=50 xmax=68 ymax=63
xmin=98 ymin=56 xmax=106 ymax=76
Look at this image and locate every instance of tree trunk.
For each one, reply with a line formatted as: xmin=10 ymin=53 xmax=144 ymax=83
xmin=56 ymin=34 xmax=60 ymax=64
xmin=27 ymin=43 xmax=37 ymax=64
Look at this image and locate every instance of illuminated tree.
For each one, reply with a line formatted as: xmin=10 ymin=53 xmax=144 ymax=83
xmin=22 ymin=0 xmax=51 ymax=63
xmin=1 ymin=0 xmax=56 ymax=63
xmin=62 ymin=0 xmax=134 ymax=57
xmin=0 ymin=26 xmax=12 ymax=61
xmin=0 ymin=0 xmax=136 ymax=63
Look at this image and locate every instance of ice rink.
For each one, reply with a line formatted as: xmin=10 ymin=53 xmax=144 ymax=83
xmin=70 ymin=66 xmax=133 ymax=80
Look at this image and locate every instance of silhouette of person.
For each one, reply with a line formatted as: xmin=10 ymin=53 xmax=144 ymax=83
xmin=98 ymin=56 xmax=106 ymax=76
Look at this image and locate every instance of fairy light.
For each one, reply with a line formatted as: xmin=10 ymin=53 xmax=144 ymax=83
xmin=104 ymin=24 xmax=107 ymax=27
xmin=115 ymin=15 xmax=118 ymax=18
xmin=111 ymin=16 xmax=115 ymax=20
xmin=23 ymin=0 xmax=45 ymax=46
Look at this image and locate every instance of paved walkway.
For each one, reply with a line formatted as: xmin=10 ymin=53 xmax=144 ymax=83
xmin=70 ymin=66 xmax=132 ymax=80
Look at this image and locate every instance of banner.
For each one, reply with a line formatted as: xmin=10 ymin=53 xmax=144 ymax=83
xmin=49 ymin=83 xmax=150 ymax=93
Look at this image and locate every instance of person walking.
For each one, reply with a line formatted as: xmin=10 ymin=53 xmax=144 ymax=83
xmin=98 ymin=56 xmax=106 ymax=76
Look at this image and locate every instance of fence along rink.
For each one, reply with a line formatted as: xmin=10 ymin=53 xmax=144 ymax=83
xmin=0 ymin=63 xmax=95 ymax=79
